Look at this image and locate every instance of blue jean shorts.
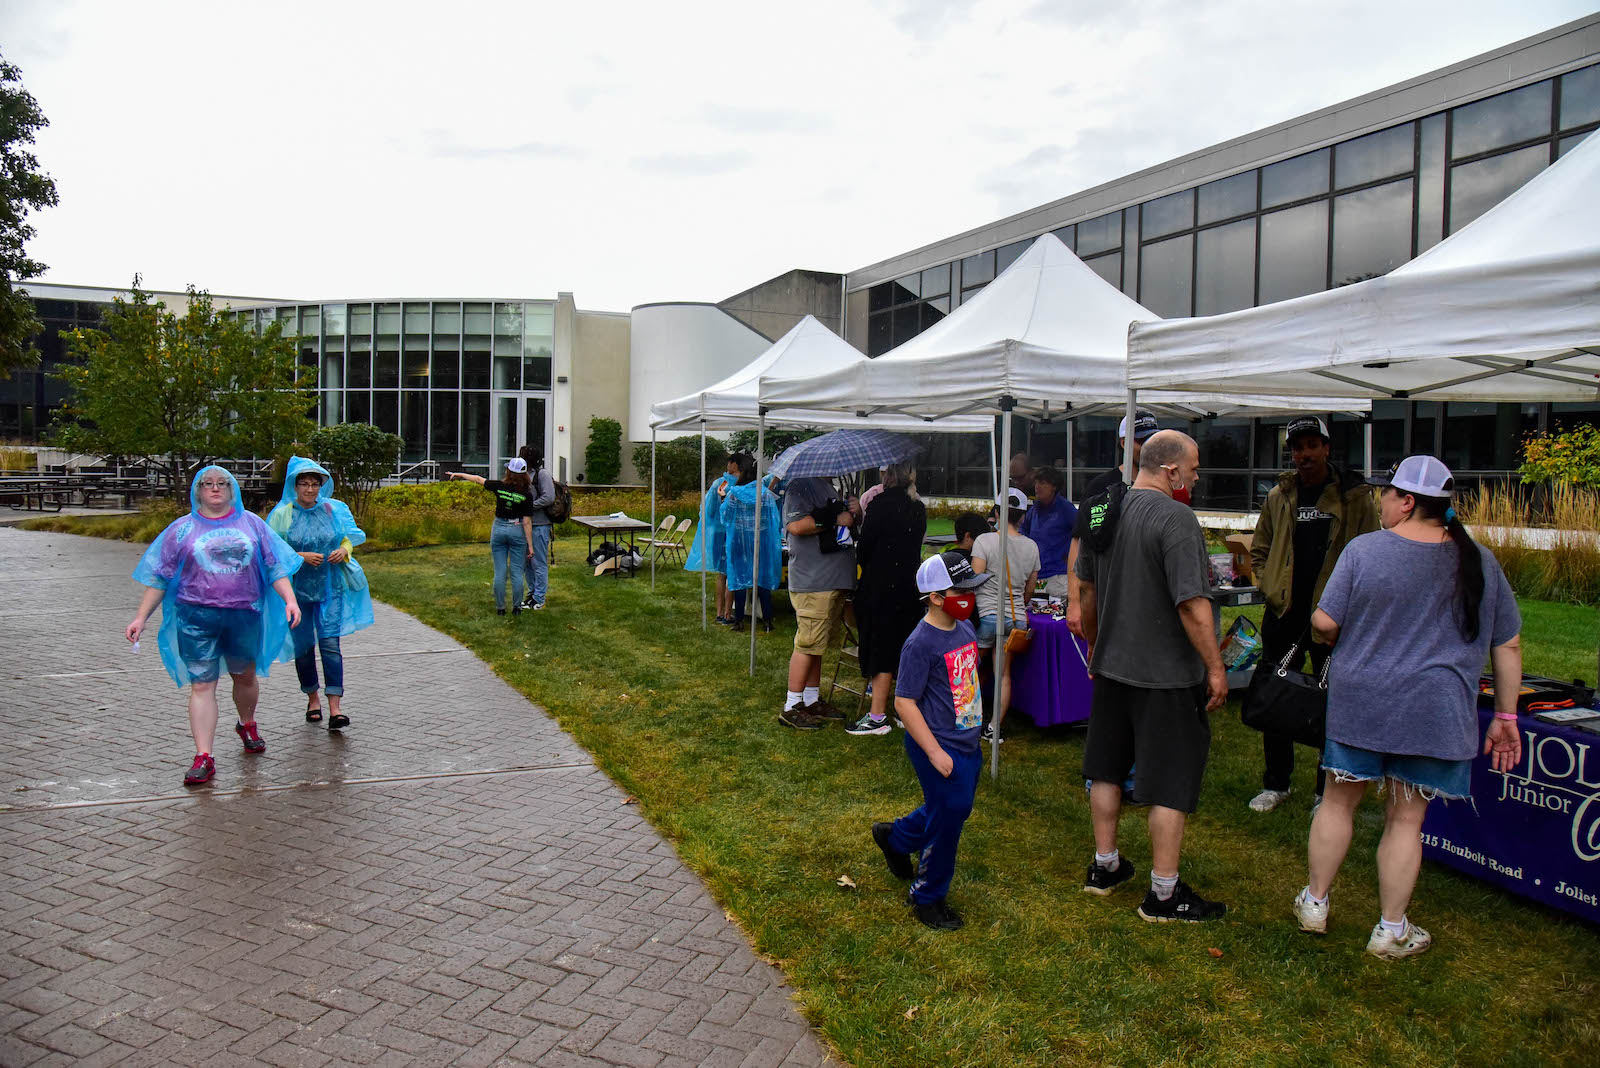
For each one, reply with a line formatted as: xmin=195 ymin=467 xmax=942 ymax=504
xmin=1322 ymin=738 xmax=1472 ymax=801
xmin=974 ymin=614 xmax=1025 ymax=650
xmin=176 ymin=603 xmax=260 ymax=683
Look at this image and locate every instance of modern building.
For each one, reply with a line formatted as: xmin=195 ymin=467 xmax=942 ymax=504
xmin=837 ymin=14 xmax=1600 ymax=505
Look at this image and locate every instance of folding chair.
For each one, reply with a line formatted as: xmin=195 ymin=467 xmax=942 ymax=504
xmin=825 ymin=600 xmax=868 ymax=719
xmin=647 ymin=515 xmax=677 ymax=562
xmin=666 ymin=518 xmax=693 ymax=564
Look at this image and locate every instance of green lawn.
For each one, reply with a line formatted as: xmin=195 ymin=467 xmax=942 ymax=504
xmin=363 ymin=542 xmax=1600 ymax=1068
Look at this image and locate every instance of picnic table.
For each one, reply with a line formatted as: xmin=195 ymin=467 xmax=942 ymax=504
xmin=0 ymin=476 xmax=72 ymax=512
xmin=571 ymin=515 xmax=654 ymax=578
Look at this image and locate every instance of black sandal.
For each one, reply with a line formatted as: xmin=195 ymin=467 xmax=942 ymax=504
xmin=328 ymin=714 xmax=349 ymax=731
xmin=306 ymin=705 xmax=323 ymax=723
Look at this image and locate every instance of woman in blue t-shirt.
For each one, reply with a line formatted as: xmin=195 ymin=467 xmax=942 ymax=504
xmin=1294 ymin=456 xmax=1523 ymax=960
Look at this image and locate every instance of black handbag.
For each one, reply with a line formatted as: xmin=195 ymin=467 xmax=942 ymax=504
xmin=1241 ymin=637 xmax=1329 ymax=747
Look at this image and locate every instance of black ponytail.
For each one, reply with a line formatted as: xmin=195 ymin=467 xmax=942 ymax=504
xmin=1413 ymin=493 xmax=1483 ymax=642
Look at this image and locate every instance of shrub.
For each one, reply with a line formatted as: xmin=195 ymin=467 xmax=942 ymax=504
xmin=1 ymin=442 xmax=37 ymax=470
xmin=1461 ymin=482 xmax=1600 ymax=604
xmin=727 ymin=427 xmax=822 ymax=460
xmin=585 ymin=417 xmax=622 ymax=484
xmin=308 ymin=423 xmax=403 ymax=516
xmin=632 ymin=435 xmax=728 ymax=496
xmin=1520 ymin=425 xmax=1600 ymax=490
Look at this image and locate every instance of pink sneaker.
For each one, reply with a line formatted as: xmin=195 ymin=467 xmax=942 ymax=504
xmin=234 ymin=721 xmax=266 ymax=754
xmin=183 ymin=754 xmax=215 ymax=786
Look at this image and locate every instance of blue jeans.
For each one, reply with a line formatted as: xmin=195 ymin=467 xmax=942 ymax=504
xmin=731 ymin=587 xmax=773 ymax=623
xmin=291 ymin=610 xmax=344 ymax=695
xmin=522 ymin=523 xmax=551 ymax=605
xmin=490 ymin=518 xmax=527 ymax=610
xmin=887 ymin=735 xmax=981 ymax=904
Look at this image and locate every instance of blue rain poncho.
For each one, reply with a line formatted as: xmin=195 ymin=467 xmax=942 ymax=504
xmin=683 ymin=473 xmax=735 ymax=574
xmin=132 ymin=466 xmax=302 ymax=688
xmin=268 ymin=456 xmax=375 ymax=660
xmin=719 ymin=479 xmax=782 ymax=591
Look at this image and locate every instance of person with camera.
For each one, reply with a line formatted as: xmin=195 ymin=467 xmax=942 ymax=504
xmin=780 ymin=476 xmax=859 ymax=729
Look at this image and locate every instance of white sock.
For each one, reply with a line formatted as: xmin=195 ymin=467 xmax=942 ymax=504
xmin=1094 ymin=850 xmax=1120 ymax=870
xmin=1304 ymin=887 xmax=1328 ymax=907
xmin=785 ymin=690 xmax=804 ymax=711
xmin=1380 ymin=915 xmax=1408 ymax=939
xmin=803 ymin=686 xmax=819 ymax=705
xmin=1151 ymin=871 xmax=1179 ymax=901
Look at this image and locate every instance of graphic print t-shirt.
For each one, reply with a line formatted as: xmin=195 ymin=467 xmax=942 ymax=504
xmin=484 ymin=479 xmax=532 ymax=521
xmin=156 ymin=511 xmax=271 ymax=609
xmin=1290 ymin=478 xmax=1334 ymax=618
xmin=895 ymin=618 xmax=984 ymax=754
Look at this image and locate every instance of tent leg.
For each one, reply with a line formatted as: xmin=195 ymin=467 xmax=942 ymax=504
xmin=750 ymin=413 xmax=765 ymax=678
xmin=1123 ymin=391 xmax=1138 ymax=479
xmin=1363 ymin=420 xmax=1373 ymax=480
xmin=651 ymin=428 xmax=657 ymax=592
xmin=991 ymin=405 xmax=1013 ymax=781
xmin=1066 ymin=417 xmax=1075 ymax=499
xmin=700 ymin=424 xmax=708 ymax=630
xmin=990 ymin=425 xmax=999 ymax=503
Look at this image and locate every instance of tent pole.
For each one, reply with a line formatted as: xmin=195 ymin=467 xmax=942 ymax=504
xmin=1066 ymin=417 xmax=1075 ymax=499
xmin=750 ymin=410 xmax=765 ymax=677
xmin=990 ymin=424 xmax=999 ymax=503
xmin=700 ymin=422 xmax=708 ymax=630
xmin=1123 ymin=391 xmax=1138 ymax=481
xmin=991 ymin=398 xmax=1014 ymax=781
xmin=1363 ymin=419 xmax=1373 ymax=479
xmin=651 ymin=427 xmax=657 ymax=592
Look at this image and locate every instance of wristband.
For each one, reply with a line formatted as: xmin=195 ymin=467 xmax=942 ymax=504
xmin=1493 ymin=711 xmax=1519 ymax=721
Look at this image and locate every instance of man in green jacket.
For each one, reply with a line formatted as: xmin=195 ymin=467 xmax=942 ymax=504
xmin=1247 ymin=417 xmax=1380 ymax=813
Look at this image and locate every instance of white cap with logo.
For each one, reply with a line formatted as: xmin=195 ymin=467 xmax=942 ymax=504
xmin=1368 ymin=455 xmax=1454 ymax=497
xmin=997 ymin=487 xmax=1030 ymax=512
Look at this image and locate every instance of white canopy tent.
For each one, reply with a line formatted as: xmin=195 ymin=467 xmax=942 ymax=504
xmin=1127 ymin=129 xmax=1600 ymax=404
xmin=646 ymin=315 xmax=992 ymax=674
xmin=760 ymin=233 xmax=1363 ymax=777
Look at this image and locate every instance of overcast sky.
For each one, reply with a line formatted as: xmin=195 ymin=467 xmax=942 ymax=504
xmin=3 ymin=1 xmax=1593 ymax=311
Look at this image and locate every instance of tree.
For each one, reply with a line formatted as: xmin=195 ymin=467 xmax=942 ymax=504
xmin=308 ymin=422 xmax=403 ymax=517
xmin=0 ymin=55 xmax=60 ymax=378
xmin=584 ymin=416 xmax=622 ymax=483
xmin=1520 ymin=425 xmax=1600 ymax=490
xmin=53 ymin=283 xmax=314 ymax=496
xmin=631 ymin=434 xmax=728 ymax=496
xmin=727 ymin=427 xmax=822 ymax=460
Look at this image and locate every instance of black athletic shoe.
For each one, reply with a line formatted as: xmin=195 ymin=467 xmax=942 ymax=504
xmin=872 ymin=822 xmax=914 ymax=881
xmin=912 ymin=898 xmax=964 ymax=930
xmin=1137 ymin=881 xmax=1228 ymax=923
xmin=1082 ymin=857 xmax=1137 ymax=896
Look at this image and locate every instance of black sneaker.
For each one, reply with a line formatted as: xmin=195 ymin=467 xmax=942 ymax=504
xmin=912 ymin=898 xmax=964 ymax=930
xmin=521 ymin=592 xmax=536 ymax=610
xmin=779 ymin=704 xmax=823 ymax=730
xmin=1137 ymin=881 xmax=1228 ymax=923
xmin=808 ymin=699 xmax=847 ymax=721
xmin=1082 ymin=857 xmax=1137 ymax=896
xmin=871 ymin=822 xmax=914 ymax=881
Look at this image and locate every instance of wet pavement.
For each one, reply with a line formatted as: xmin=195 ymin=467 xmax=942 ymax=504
xmin=0 ymin=527 xmax=831 ymax=1067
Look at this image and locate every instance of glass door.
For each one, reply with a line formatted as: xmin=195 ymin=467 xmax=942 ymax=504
xmin=490 ymin=392 xmax=552 ymax=474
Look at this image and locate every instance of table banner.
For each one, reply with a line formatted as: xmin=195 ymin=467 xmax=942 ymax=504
xmin=1010 ymin=611 xmax=1093 ymax=728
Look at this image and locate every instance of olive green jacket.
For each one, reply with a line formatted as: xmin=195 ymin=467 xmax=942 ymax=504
xmin=1249 ymin=463 xmax=1380 ymax=618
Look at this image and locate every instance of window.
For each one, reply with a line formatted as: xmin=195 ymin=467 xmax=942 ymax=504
xmin=1449 ymin=144 xmax=1547 ymax=233
xmin=1142 ymin=189 xmax=1194 ymax=239
xmin=404 ymin=302 xmax=430 ymax=333
xmin=1258 ymin=201 xmax=1328 ymax=303
xmin=1086 ymin=252 xmax=1121 ymax=290
xmin=1560 ymin=64 xmax=1600 ymax=130
xmin=1452 ymin=81 xmax=1552 ymax=158
xmin=463 ymin=302 xmax=492 ymax=335
xmin=347 ymin=390 xmax=371 ymax=425
xmin=1076 ymin=212 xmax=1121 ymax=256
xmin=961 ymin=249 xmax=995 ymax=288
xmin=1194 ymin=219 xmax=1255 ymax=315
xmin=1051 ymin=224 xmax=1075 ymax=249
xmin=461 ymin=393 xmax=490 ymax=465
xmin=430 ymin=392 xmax=458 ymax=458
xmin=921 ymin=263 xmax=950 ymax=297
xmin=1332 ymin=177 xmax=1413 ymax=284
xmin=995 ymin=239 xmax=1030 ymax=274
xmin=1335 ymin=123 xmax=1414 ymax=189
xmin=323 ymin=304 xmax=346 ymax=336
xmin=402 ymin=391 xmax=427 ymax=461
xmin=1139 ymin=234 xmax=1192 ymax=318
xmin=1261 ymin=148 xmax=1329 ymax=208
xmin=1197 ymin=171 xmax=1256 ymax=225
xmin=1417 ymin=113 xmax=1446 ymax=253
xmin=373 ymin=391 xmax=398 ymax=436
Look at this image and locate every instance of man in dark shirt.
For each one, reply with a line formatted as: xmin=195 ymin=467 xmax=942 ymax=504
xmin=1246 ymin=416 xmax=1380 ymax=812
xmin=1065 ymin=411 xmax=1159 ymax=636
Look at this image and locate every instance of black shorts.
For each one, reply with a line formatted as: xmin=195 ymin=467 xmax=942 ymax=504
xmin=1082 ymin=676 xmax=1212 ymax=813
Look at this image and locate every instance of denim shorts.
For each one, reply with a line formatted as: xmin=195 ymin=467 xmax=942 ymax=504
xmin=176 ymin=603 xmax=260 ymax=683
xmin=1322 ymin=738 xmax=1472 ymax=801
xmin=974 ymin=613 xmax=1025 ymax=650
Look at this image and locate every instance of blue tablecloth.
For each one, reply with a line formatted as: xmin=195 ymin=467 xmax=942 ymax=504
xmin=1421 ymin=704 xmax=1600 ymax=924
xmin=1010 ymin=611 xmax=1093 ymax=728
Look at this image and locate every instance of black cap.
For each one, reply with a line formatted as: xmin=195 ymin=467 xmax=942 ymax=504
xmin=1285 ymin=416 xmax=1330 ymax=444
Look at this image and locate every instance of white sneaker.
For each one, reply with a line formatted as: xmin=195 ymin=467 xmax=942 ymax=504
xmin=1249 ymin=788 xmax=1291 ymax=813
xmin=1293 ymin=887 xmax=1328 ymax=934
xmin=1366 ymin=919 xmax=1433 ymax=960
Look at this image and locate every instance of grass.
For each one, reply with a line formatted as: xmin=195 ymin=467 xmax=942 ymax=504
xmin=356 ymin=543 xmax=1599 ymax=1068
xmin=1458 ymin=484 xmax=1600 ymax=605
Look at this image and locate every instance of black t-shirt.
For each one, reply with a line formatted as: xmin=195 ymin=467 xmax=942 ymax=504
xmin=1289 ymin=477 xmax=1334 ymax=621
xmin=484 ymin=479 xmax=533 ymax=521
xmin=1071 ymin=466 xmax=1126 ymax=540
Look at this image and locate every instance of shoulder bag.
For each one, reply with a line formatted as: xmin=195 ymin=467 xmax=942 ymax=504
xmin=1240 ymin=633 xmax=1327 ymax=747
xmin=1001 ymin=539 xmax=1032 ymax=655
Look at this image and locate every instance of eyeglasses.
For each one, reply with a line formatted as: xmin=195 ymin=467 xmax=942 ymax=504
xmin=199 ymin=481 xmax=230 ymax=489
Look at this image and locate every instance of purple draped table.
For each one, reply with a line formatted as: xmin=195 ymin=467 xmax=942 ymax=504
xmin=1009 ymin=611 xmax=1093 ymax=728
xmin=1420 ymin=703 xmax=1600 ymax=924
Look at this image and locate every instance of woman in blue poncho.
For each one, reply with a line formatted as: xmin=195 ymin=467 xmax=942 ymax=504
xmin=126 ymin=467 xmax=302 ymax=787
xmin=269 ymin=457 xmax=375 ymax=732
xmin=720 ymin=453 xmax=783 ymax=633
xmin=685 ymin=455 xmax=740 ymax=624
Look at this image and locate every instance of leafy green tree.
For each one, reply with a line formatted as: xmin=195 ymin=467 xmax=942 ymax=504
xmin=727 ymin=427 xmax=822 ymax=460
xmin=0 ymin=55 xmax=60 ymax=378
xmin=631 ymin=434 xmax=728 ymax=495
xmin=1520 ymin=425 xmax=1600 ymax=490
xmin=308 ymin=422 xmax=403 ymax=516
xmin=584 ymin=416 xmax=622 ymax=483
xmin=53 ymin=283 xmax=313 ymax=496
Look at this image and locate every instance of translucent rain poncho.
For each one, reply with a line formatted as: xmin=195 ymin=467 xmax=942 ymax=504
xmin=719 ymin=479 xmax=782 ymax=591
xmin=683 ymin=472 xmax=735 ymax=574
xmin=132 ymin=466 xmax=302 ymax=688
xmin=268 ymin=456 xmax=374 ymax=658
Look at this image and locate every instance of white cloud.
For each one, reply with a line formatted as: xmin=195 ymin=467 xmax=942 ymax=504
xmin=0 ymin=0 xmax=1592 ymax=309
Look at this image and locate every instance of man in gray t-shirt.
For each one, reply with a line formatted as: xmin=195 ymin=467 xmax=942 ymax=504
xmin=779 ymin=477 xmax=858 ymax=730
xmin=1073 ymin=431 xmax=1231 ymax=924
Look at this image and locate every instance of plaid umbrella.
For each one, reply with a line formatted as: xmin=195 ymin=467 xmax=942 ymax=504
xmin=768 ymin=429 xmax=923 ymax=479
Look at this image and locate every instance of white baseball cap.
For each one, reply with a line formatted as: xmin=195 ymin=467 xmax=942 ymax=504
xmin=916 ymin=550 xmax=991 ymax=593
xmin=997 ymin=487 xmax=1030 ymax=512
xmin=1369 ymin=455 xmax=1453 ymax=497
xmin=506 ymin=457 xmax=528 ymax=473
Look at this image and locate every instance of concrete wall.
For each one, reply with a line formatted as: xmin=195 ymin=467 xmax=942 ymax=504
xmin=627 ymin=303 xmax=772 ymax=445
xmin=569 ymin=307 xmax=633 ymax=483
xmin=717 ymin=269 xmax=844 ymax=341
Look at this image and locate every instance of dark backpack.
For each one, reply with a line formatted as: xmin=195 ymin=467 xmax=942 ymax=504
xmin=541 ymin=469 xmax=573 ymax=524
xmin=1082 ymin=480 xmax=1129 ymax=553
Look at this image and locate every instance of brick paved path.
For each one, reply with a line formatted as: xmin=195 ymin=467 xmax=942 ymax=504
xmin=0 ymin=528 xmax=831 ymax=1067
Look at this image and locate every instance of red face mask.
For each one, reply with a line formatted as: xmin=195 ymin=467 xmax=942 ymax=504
xmin=941 ymin=591 xmax=976 ymax=621
xmin=1174 ymin=484 xmax=1192 ymax=506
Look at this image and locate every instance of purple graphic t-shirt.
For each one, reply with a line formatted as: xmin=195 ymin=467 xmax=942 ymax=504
xmin=153 ymin=509 xmax=277 ymax=610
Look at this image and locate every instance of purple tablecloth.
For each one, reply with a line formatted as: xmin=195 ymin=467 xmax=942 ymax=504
xmin=1421 ymin=704 xmax=1600 ymax=924
xmin=1010 ymin=611 xmax=1093 ymax=728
